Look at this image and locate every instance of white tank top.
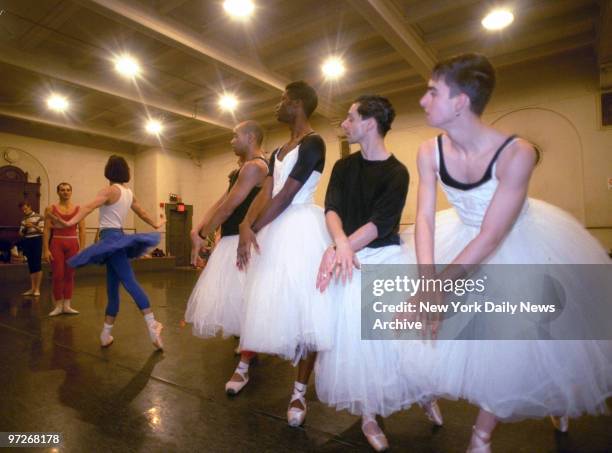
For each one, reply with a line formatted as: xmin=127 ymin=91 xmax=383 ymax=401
xmin=99 ymin=184 xmax=133 ymax=229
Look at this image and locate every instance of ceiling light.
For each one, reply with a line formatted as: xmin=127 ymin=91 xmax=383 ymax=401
xmin=46 ymin=94 xmax=69 ymax=112
xmin=223 ymin=0 xmax=254 ymax=19
xmin=482 ymin=9 xmax=514 ymax=31
xmin=322 ymin=57 xmax=345 ymax=79
xmin=114 ymin=55 xmax=141 ymax=77
xmin=145 ymin=119 xmax=163 ymax=135
xmin=219 ymin=94 xmax=238 ymax=111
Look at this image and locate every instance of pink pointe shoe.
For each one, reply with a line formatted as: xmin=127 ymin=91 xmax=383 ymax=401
xmin=423 ymin=400 xmax=444 ymax=426
xmin=100 ymin=331 xmax=114 ymax=348
xmin=467 ymin=426 xmax=491 ymax=453
xmin=362 ymin=417 xmax=389 ymax=452
xmin=225 ymin=363 xmax=249 ymax=395
xmin=148 ymin=321 xmax=163 ymax=350
xmin=550 ymin=415 xmax=569 ymax=433
xmin=287 ymin=382 xmax=307 ymax=427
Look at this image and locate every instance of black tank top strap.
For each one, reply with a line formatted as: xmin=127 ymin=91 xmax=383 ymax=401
xmin=487 ymin=134 xmax=518 ymax=173
xmin=438 ymin=134 xmax=518 ymax=191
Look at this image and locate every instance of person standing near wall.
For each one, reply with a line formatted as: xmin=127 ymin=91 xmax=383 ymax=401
xmin=43 ymin=182 xmax=85 ymax=316
xmin=18 ymin=201 xmax=44 ymax=297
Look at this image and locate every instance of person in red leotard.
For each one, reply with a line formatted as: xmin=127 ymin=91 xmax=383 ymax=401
xmin=43 ymin=182 xmax=86 ymax=316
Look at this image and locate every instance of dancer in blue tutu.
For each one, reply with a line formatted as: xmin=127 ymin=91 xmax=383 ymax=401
xmin=49 ymin=155 xmax=165 ymax=349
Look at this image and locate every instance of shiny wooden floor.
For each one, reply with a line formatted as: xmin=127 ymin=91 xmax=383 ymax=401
xmin=1 ymin=269 xmax=611 ymax=452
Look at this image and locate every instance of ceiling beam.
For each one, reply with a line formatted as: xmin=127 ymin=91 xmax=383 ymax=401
xmin=18 ymin=1 xmax=80 ymax=50
xmin=158 ymin=0 xmax=191 ymax=15
xmin=404 ymin=0 xmax=483 ymax=23
xmin=347 ymin=0 xmax=437 ymax=80
xmin=0 ymin=108 xmax=199 ymax=154
xmin=0 ymin=44 xmax=233 ymax=130
xmin=77 ymin=0 xmax=342 ymax=119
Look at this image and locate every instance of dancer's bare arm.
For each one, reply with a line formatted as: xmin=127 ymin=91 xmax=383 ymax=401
xmin=78 ymin=218 xmax=86 ymax=250
xmin=42 ymin=207 xmax=53 ymax=262
xmin=198 ymin=161 xmax=267 ymax=238
xmin=415 ymin=140 xmax=438 ymax=276
xmin=236 ymin=177 xmax=272 ymax=269
xmin=131 ymin=195 xmax=165 ymax=229
xmin=51 ymin=187 xmax=114 ymax=227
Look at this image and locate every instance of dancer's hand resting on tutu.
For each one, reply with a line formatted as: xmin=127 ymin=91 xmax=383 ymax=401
xmin=316 ymin=245 xmax=336 ymax=292
xmin=236 ymin=223 xmax=259 ymax=270
xmin=190 ymin=230 xmax=204 ymax=267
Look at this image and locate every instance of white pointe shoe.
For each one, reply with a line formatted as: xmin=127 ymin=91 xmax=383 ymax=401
xmin=49 ymin=304 xmax=63 ymax=317
xmin=362 ymin=419 xmax=389 ymax=452
xmin=466 ymin=426 xmax=491 ymax=453
xmin=100 ymin=332 xmax=114 ymax=348
xmin=225 ymin=366 xmax=249 ymax=395
xmin=287 ymin=384 xmax=307 ymax=427
xmin=423 ymin=400 xmax=444 ymax=426
xmin=148 ymin=321 xmax=163 ymax=350
xmin=551 ymin=415 xmax=569 ymax=433
xmin=22 ymin=289 xmax=34 ymax=296
xmin=62 ymin=300 xmax=79 ymax=315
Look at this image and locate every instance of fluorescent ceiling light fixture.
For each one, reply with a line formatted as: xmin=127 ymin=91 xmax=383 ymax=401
xmin=46 ymin=94 xmax=69 ymax=112
xmin=145 ymin=119 xmax=163 ymax=135
xmin=482 ymin=9 xmax=514 ymax=30
xmin=322 ymin=57 xmax=345 ymax=79
xmin=114 ymin=55 xmax=141 ymax=77
xmin=223 ymin=0 xmax=254 ymax=19
xmin=219 ymin=94 xmax=238 ymax=111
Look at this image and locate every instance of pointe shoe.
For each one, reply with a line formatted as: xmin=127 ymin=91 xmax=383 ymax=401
xmin=362 ymin=419 xmax=389 ymax=452
xmin=423 ymin=400 xmax=444 ymax=426
xmin=22 ymin=289 xmax=34 ymax=296
xmin=466 ymin=426 xmax=491 ymax=453
xmin=33 ymin=291 xmax=40 ymax=297
xmin=225 ymin=366 xmax=249 ymax=395
xmin=287 ymin=384 xmax=307 ymax=427
xmin=148 ymin=321 xmax=163 ymax=350
xmin=48 ymin=304 xmax=63 ymax=317
xmin=100 ymin=332 xmax=114 ymax=348
xmin=551 ymin=415 xmax=569 ymax=433
xmin=62 ymin=301 xmax=79 ymax=315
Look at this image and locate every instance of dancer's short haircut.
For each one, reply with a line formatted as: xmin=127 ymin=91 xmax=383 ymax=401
xmin=104 ymin=155 xmax=130 ymax=183
xmin=56 ymin=182 xmax=72 ymax=193
xmin=18 ymin=201 xmax=30 ymax=209
xmin=432 ymin=53 xmax=496 ymax=116
xmin=355 ymin=95 xmax=396 ymax=137
xmin=239 ymin=120 xmax=264 ymax=146
xmin=285 ymin=80 xmax=318 ymax=118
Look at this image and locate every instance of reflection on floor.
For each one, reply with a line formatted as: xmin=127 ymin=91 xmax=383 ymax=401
xmin=1 ymin=270 xmax=610 ymax=452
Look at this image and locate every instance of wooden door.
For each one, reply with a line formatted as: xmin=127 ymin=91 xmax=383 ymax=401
xmin=164 ymin=203 xmax=193 ymax=266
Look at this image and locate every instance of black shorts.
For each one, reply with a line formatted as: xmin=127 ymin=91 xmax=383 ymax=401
xmin=22 ymin=236 xmax=43 ymax=274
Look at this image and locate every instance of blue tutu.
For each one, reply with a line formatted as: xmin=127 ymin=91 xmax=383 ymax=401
xmin=68 ymin=228 xmax=160 ymax=268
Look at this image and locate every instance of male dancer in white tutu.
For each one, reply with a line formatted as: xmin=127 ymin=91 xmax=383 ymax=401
xmin=236 ymin=81 xmax=334 ymax=427
xmin=184 ymin=120 xmax=268 ymax=394
xmin=413 ymin=53 xmax=612 ymax=452
xmin=314 ymin=95 xmax=442 ymax=451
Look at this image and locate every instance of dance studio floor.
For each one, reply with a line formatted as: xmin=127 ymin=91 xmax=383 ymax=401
xmin=1 ymin=269 xmax=611 ymax=453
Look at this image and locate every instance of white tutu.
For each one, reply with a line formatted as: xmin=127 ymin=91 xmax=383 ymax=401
xmin=316 ymin=245 xmax=435 ymax=417
xmin=184 ymin=235 xmax=244 ymax=338
xmin=400 ymin=198 xmax=612 ymax=421
xmin=239 ymin=203 xmax=335 ymax=361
